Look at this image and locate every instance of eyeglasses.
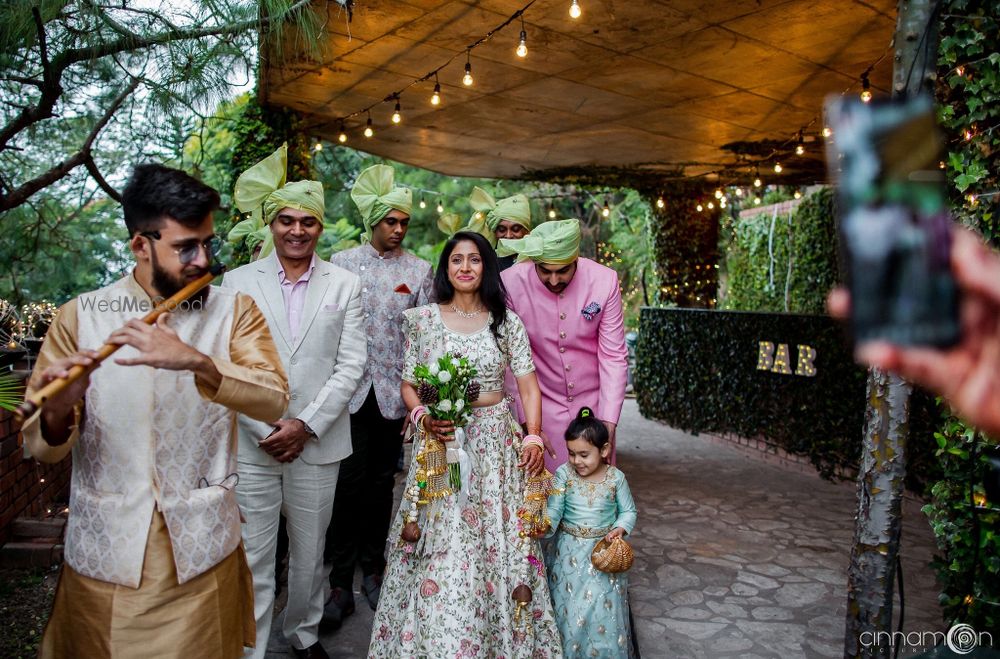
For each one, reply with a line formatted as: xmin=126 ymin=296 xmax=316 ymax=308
xmin=141 ymin=231 xmax=222 ymax=265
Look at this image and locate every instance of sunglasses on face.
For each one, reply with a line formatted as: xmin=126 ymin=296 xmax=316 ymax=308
xmin=141 ymin=231 xmax=222 ymax=265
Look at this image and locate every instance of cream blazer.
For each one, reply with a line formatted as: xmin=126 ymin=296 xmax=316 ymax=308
xmin=222 ymin=252 xmax=366 ymax=465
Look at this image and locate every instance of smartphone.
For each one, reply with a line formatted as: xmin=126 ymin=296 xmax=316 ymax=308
xmin=825 ymin=94 xmax=960 ymax=348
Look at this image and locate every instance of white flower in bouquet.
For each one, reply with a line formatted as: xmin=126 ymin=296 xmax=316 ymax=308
xmin=429 ymin=362 xmax=441 ymax=376
xmin=438 ymin=399 xmax=453 ymax=412
xmin=451 ymin=357 xmax=461 ymax=366
xmin=438 ymin=370 xmax=452 ymax=383
xmin=455 ymin=399 xmax=465 ymax=412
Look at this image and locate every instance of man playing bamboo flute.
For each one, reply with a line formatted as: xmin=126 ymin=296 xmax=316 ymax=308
xmin=23 ymin=164 xmax=290 ymax=659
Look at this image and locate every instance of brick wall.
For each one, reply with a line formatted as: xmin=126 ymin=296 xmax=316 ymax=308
xmin=0 ymin=374 xmax=72 ymax=546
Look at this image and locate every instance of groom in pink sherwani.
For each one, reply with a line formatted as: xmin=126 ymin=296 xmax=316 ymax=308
xmin=499 ymin=219 xmax=628 ymax=470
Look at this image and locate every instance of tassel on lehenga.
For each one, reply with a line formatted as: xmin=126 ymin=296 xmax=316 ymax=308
xmin=400 ymin=431 xmax=452 ymax=544
xmin=512 ymin=452 xmax=555 ymax=630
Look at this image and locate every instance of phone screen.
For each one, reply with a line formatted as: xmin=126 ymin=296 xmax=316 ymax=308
xmin=825 ymin=94 xmax=960 ymax=348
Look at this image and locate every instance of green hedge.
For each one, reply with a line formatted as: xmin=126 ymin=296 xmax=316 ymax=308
xmin=635 ymin=307 xmax=866 ymax=477
xmin=635 ymin=307 xmax=942 ymax=487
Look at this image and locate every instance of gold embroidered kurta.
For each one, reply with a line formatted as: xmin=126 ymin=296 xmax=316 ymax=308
xmin=22 ymin=274 xmax=289 ymax=658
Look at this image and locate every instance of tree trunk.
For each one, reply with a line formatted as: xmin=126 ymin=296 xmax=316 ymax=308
xmin=844 ymin=370 xmax=912 ymax=657
xmin=843 ymin=1 xmax=939 ymax=656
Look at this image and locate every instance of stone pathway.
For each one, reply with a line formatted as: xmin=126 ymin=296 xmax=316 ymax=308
xmin=266 ymin=399 xmax=945 ymax=658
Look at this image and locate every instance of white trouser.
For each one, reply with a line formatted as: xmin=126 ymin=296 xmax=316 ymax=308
xmin=238 ymin=458 xmax=339 ymax=657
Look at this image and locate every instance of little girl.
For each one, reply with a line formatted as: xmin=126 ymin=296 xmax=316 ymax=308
xmin=544 ymin=407 xmax=638 ymax=658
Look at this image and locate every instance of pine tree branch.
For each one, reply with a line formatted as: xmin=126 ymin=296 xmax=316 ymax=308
xmin=83 ymin=154 xmax=122 ymax=203
xmin=0 ymin=78 xmax=138 ymax=213
xmin=0 ymin=0 xmax=313 ymax=153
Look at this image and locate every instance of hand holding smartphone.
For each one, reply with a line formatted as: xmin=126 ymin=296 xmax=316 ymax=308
xmin=825 ymin=94 xmax=960 ymax=348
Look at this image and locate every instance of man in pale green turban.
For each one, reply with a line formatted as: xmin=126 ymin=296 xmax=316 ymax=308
xmin=499 ymin=219 xmax=628 ymax=472
xmin=323 ymin=163 xmax=433 ymax=620
xmin=229 ymin=143 xmax=326 ymax=260
xmin=224 ymin=143 xmax=368 ymax=659
xmin=466 ymin=186 xmax=533 ymax=271
xmin=350 ymin=163 xmax=413 ymax=247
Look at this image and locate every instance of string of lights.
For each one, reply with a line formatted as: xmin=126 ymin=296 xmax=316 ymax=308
xmin=317 ymin=0 xmax=592 ymax=143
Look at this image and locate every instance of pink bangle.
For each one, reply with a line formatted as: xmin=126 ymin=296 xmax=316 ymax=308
xmin=522 ymin=434 xmax=543 ymax=450
xmin=410 ymin=406 xmax=427 ymax=427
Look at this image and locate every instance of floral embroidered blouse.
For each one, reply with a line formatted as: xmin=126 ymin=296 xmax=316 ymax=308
xmin=546 ymin=464 xmax=637 ymax=539
xmin=402 ymin=303 xmax=534 ymax=393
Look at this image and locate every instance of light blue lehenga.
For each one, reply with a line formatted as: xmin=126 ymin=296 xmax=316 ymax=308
xmin=544 ymin=464 xmax=638 ymax=658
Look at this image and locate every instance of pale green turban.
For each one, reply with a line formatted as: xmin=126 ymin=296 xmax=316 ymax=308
xmin=437 ymin=212 xmax=464 ymax=237
xmin=350 ymin=164 xmax=412 ymax=243
xmin=230 ymin=143 xmax=325 ymax=259
xmin=466 ymin=187 xmax=532 ymax=246
xmin=497 ymin=218 xmax=581 ymax=265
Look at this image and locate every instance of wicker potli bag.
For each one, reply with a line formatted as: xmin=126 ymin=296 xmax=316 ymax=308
xmin=591 ymin=536 xmax=634 ymax=573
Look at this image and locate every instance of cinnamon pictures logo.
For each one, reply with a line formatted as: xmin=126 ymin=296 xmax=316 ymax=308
xmin=860 ymin=623 xmax=994 ymax=655
xmin=78 ymin=295 xmax=204 ymax=314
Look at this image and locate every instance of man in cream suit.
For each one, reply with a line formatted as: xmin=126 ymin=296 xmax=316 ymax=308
xmin=223 ymin=146 xmax=365 ymax=659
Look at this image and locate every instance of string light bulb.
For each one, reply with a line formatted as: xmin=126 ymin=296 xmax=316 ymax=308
xmin=735 ymin=188 xmax=743 ymax=197
xmin=714 ymin=189 xmax=723 ymax=199
xmin=794 ymin=190 xmax=802 ymax=199
xmin=754 ymin=196 xmax=762 ymax=205
xmin=431 ymin=79 xmax=441 ymax=106
xmin=773 ymin=162 xmax=782 ymax=174
xmin=337 ymin=122 xmax=347 ymax=143
xmin=707 ymin=201 xmax=714 ymax=210
xmin=548 ymin=206 xmax=556 ymax=218
xmin=313 ymin=141 xmax=323 ymax=152
xmin=696 ymin=203 xmax=703 ymax=212
xmin=795 ymin=131 xmax=805 ymax=156
xmin=569 ymin=0 xmax=581 ymax=19
xmin=463 ymin=55 xmax=474 ymax=86
xmin=719 ymin=197 xmax=726 ymax=208
xmin=601 ymin=199 xmax=611 ymax=218
xmin=860 ymin=74 xmax=872 ymax=103
xmin=822 ymin=126 xmax=832 ymax=138
xmin=656 ymin=197 xmax=665 ymax=209
xmin=419 ymin=197 xmax=427 ymax=209
xmin=436 ymin=202 xmax=444 ymax=213
xmin=364 ymin=113 xmax=374 ymax=138
xmin=516 ymin=18 xmax=528 ymax=58
xmin=754 ymin=172 xmax=762 ymax=188
xmin=391 ymin=98 xmax=402 ymax=124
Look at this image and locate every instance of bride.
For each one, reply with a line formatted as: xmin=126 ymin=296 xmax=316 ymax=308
xmin=368 ymin=231 xmax=562 ymax=657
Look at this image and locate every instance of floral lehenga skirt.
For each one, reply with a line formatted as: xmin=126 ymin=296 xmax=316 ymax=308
xmin=368 ymin=401 xmax=563 ymax=658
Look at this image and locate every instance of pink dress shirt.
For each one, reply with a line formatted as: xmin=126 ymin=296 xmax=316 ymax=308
xmin=278 ymin=254 xmax=317 ymax=343
xmin=502 ymin=258 xmax=629 ymax=471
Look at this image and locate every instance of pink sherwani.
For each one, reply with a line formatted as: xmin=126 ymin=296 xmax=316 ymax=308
xmin=502 ymin=258 xmax=628 ymax=470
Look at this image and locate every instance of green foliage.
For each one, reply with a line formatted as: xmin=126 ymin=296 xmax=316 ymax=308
xmin=721 ymin=188 xmax=838 ymax=314
xmin=646 ymin=184 xmax=720 ymax=308
xmin=0 ymin=372 xmax=24 ymax=412
xmin=921 ymin=421 xmax=999 ymax=631
xmin=0 ymin=193 xmax=128 ymax=305
xmin=924 ymin=1 xmax=1000 ymax=630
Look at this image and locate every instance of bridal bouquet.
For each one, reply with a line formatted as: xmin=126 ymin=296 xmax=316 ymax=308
xmin=413 ymin=353 xmax=480 ymax=490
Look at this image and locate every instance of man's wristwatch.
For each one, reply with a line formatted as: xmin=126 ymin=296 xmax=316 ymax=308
xmin=299 ymin=420 xmax=317 ymax=438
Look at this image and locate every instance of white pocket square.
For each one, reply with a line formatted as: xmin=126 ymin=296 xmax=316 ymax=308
xmin=323 ymin=303 xmax=341 ymax=312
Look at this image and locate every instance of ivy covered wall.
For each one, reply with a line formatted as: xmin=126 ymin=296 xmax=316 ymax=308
xmin=925 ymin=0 xmax=1000 ymax=630
xmin=722 ymin=188 xmax=839 ymax=314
